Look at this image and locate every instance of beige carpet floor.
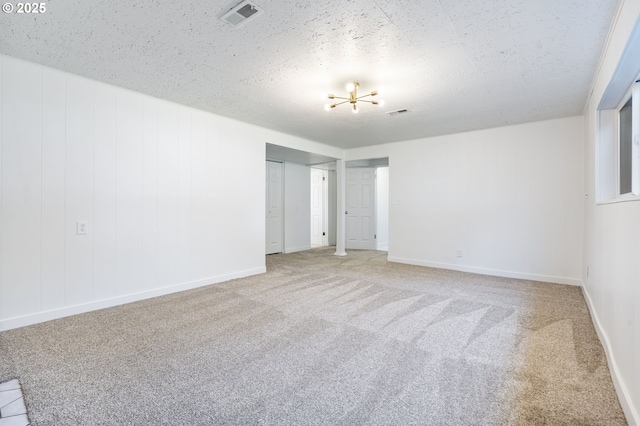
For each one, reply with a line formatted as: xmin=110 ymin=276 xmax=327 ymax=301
xmin=0 ymin=248 xmax=626 ymax=425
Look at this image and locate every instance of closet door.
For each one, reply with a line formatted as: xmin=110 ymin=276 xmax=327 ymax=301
xmin=265 ymin=161 xmax=283 ymax=254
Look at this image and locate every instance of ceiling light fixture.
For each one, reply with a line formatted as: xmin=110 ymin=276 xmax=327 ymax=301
xmin=325 ymin=82 xmax=384 ymax=113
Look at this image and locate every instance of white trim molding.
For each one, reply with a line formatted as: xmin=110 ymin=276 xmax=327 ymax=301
xmin=387 ymin=256 xmax=582 ymax=286
xmin=581 ymin=283 xmax=639 ymax=426
xmin=0 ymin=267 xmax=266 ymax=332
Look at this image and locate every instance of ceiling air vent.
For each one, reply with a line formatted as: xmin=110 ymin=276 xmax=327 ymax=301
xmin=386 ymin=108 xmax=410 ymax=117
xmin=220 ymin=1 xmax=264 ymax=28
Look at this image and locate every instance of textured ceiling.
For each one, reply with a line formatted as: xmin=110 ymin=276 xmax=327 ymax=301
xmin=0 ymin=0 xmax=619 ymax=149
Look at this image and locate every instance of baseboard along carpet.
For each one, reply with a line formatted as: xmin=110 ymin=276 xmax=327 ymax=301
xmin=0 ymin=248 xmax=626 ymax=425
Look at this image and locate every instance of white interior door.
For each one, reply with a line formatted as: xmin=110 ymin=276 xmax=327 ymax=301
xmin=310 ymin=168 xmax=326 ymax=246
xmin=346 ymin=167 xmax=376 ymax=250
xmin=266 ymin=161 xmax=283 ymax=254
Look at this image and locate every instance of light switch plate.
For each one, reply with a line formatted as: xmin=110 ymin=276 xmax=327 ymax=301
xmin=77 ymin=221 xmax=88 ymax=235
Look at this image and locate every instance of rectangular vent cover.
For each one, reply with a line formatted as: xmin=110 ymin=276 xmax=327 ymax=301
xmin=386 ymin=109 xmax=410 ymax=116
xmin=220 ymin=1 xmax=263 ymax=28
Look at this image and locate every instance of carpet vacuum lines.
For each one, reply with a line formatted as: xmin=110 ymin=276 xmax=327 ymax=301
xmin=0 ymin=247 xmax=627 ymax=425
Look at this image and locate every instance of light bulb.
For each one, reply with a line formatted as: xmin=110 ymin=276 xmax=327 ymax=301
xmin=378 ymin=99 xmax=385 ymax=107
xmin=352 ymin=104 xmax=359 ymax=113
xmin=324 ymin=104 xmax=331 ymax=111
xmin=346 ymin=82 xmax=355 ymax=92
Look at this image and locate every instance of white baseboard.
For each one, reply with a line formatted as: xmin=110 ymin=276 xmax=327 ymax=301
xmin=284 ymin=245 xmax=311 ymax=254
xmin=0 ymin=267 xmax=266 ymax=332
xmin=582 ymin=282 xmax=639 ymax=426
xmin=387 ymin=256 xmax=582 ymax=286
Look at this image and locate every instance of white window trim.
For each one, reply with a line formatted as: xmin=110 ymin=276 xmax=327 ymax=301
xmin=631 ymin=82 xmax=640 ymax=195
xmin=596 ymin=79 xmax=640 ymax=205
xmin=616 ymin=83 xmax=640 ymax=197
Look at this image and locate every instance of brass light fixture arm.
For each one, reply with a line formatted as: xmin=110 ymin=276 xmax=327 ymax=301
xmin=331 ymin=98 xmax=349 ymax=108
xmin=325 ymin=82 xmax=382 ymax=111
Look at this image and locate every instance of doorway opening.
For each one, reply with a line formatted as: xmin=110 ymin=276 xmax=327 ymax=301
xmin=310 ymin=165 xmax=337 ymax=248
xmin=266 ymin=144 xmax=338 ymax=255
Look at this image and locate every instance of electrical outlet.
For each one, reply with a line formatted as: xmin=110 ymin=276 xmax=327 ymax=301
xmin=77 ymin=221 xmax=88 ymax=235
xmin=457 ymin=249 xmax=463 ymax=258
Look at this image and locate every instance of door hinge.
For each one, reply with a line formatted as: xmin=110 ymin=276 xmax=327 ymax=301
xmin=323 ymin=176 xmax=325 ymax=181
xmin=374 ymin=234 xmax=377 ymax=239
xmin=322 ymin=232 xmax=326 ymax=236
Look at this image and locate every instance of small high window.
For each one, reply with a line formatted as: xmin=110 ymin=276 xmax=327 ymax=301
xmin=618 ymin=95 xmax=633 ymax=195
xmin=596 ymin=21 xmax=640 ymax=203
xmin=597 ymin=77 xmax=639 ymax=203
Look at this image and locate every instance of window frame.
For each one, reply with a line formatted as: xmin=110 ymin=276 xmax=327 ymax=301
xmin=598 ymin=78 xmax=640 ymax=205
xmin=617 ymin=87 xmax=634 ymax=197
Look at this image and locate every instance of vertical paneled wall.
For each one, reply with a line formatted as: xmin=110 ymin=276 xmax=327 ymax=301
xmin=0 ymin=55 xmax=266 ymax=330
xmin=582 ymin=1 xmax=640 ymax=422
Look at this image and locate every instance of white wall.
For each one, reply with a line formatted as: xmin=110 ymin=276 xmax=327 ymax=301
xmin=583 ymin=1 xmax=640 ymax=423
xmin=347 ymin=116 xmax=585 ymax=285
xmin=0 ymin=54 xmax=325 ymax=331
xmin=376 ymin=167 xmax=389 ymax=250
xmin=284 ymin=162 xmax=311 ymax=253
